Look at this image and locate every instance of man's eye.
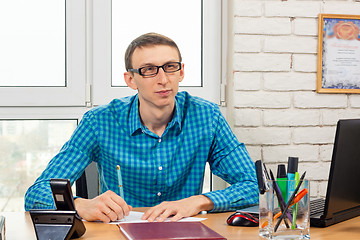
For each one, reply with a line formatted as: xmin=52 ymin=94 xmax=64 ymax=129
xmin=143 ymin=66 xmax=156 ymax=72
xmin=140 ymin=66 xmax=156 ymax=75
xmin=145 ymin=67 xmax=156 ymax=71
xmin=165 ymin=63 xmax=177 ymax=69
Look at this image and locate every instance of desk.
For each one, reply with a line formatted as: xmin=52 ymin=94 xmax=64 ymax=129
xmin=2 ymin=208 xmax=360 ymax=239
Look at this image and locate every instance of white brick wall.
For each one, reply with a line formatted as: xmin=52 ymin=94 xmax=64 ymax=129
xmin=294 ymin=92 xmax=347 ymax=108
xmin=293 ymin=18 xmax=318 ymax=36
xmin=234 ymin=35 xmax=262 ymax=53
xmin=323 ymin=2 xmax=360 ymax=15
xmin=234 ymin=91 xmax=291 ymax=108
xmin=319 ymin=145 xmax=333 ymax=162
xmin=234 ymin=17 xmax=292 ymax=35
xmin=350 ymin=95 xmax=360 ymax=108
xmin=235 ymin=127 xmax=292 ymax=145
xmin=234 ymin=72 xmax=262 ymax=90
xmin=263 ymin=36 xmax=318 ymax=53
xmin=293 ymin=126 xmax=336 ymax=144
xmin=263 ymin=109 xmax=320 ymax=126
xmin=292 ymin=54 xmax=317 ymax=72
xmin=263 ymin=72 xmax=316 ymax=91
xmin=263 ymin=145 xmax=319 ymax=163
xmin=264 ymin=2 xmax=321 ymax=17
xmin=233 ymin=1 xmax=262 ymax=17
xmin=234 ymin=108 xmax=261 ymax=127
xmin=231 ymin=0 xmax=360 ymax=197
xmin=234 ymin=53 xmax=291 ymax=71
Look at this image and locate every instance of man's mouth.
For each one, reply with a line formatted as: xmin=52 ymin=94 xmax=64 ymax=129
xmin=156 ymin=89 xmax=171 ymax=96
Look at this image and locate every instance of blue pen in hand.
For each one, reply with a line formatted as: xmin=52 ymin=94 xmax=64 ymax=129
xmin=117 ymin=165 xmax=124 ymax=199
xmin=117 ymin=165 xmax=127 ymax=221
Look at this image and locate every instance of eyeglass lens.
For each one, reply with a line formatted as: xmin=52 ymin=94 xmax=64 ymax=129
xmin=140 ymin=62 xmax=181 ymax=76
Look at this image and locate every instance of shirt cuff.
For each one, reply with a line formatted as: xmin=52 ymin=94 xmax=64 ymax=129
xmin=202 ymin=191 xmax=230 ymax=212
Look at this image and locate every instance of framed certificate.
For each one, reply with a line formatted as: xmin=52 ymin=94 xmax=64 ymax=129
xmin=317 ymin=14 xmax=360 ymax=93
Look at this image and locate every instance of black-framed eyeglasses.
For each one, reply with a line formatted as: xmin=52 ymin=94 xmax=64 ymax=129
xmin=128 ymin=62 xmax=182 ymax=77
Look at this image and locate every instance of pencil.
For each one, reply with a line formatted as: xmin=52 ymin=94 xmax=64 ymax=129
xmin=117 ymin=165 xmax=124 ymax=199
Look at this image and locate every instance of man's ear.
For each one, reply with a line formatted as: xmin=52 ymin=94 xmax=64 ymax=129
xmin=124 ymin=72 xmax=138 ymax=90
xmin=178 ymin=63 xmax=185 ymax=83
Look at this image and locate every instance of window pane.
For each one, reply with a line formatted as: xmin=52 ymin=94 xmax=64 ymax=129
xmin=111 ymin=0 xmax=202 ymax=87
xmin=0 ymin=120 xmax=77 ymax=211
xmin=0 ymin=0 xmax=66 ymax=87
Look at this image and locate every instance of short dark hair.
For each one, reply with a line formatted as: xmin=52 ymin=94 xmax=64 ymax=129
xmin=124 ymin=32 xmax=182 ymax=71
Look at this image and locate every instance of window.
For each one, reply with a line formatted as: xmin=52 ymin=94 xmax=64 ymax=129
xmin=0 ymin=0 xmax=86 ymax=106
xmin=0 ymin=0 xmax=65 ymax=87
xmin=0 ymin=119 xmax=77 ymax=211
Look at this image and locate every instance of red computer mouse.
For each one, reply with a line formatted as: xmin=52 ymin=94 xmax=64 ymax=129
xmin=226 ymin=212 xmax=259 ymax=227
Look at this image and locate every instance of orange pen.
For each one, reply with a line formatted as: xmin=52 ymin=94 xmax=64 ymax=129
xmin=261 ymin=188 xmax=308 ymax=228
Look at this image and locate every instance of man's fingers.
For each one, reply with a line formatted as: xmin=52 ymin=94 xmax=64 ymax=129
xmin=141 ymin=211 xmax=149 ymax=220
xmin=107 ymin=191 xmax=131 ymax=216
xmin=96 ymin=190 xmax=130 ymax=221
xmin=97 ymin=209 xmax=111 ymax=223
xmin=100 ymin=190 xmax=131 ymax=220
xmin=157 ymin=209 xmax=175 ymax=222
xmin=106 ymin=198 xmax=124 ymax=220
xmin=142 ymin=207 xmax=155 ymax=220
xmin=143 ymin=206 xmax=167 ymax=222
xmin=170 ymin=213 xmax=183 ymax=222
xmin=106 ymin=210 xmax=119 ymax=222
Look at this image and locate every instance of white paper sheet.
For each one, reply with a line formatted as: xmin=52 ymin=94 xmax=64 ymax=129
xmin=106 ymin=211 xmax=207 ymax=224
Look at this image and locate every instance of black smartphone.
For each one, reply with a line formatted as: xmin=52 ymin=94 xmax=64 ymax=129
xmin=50 ymin=178 xmax=76 ymax=211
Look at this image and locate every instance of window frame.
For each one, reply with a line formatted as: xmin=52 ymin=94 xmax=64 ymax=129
xmin=0 ymin=0 xmax=87 ymax=107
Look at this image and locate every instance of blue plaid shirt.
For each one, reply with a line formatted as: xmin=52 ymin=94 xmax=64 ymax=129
xmin=25 ymin=91 xmax=258 ymax=212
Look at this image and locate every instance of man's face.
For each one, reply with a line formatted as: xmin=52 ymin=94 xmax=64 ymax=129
xmin=124 ymin=45 xmax=184 ymax=110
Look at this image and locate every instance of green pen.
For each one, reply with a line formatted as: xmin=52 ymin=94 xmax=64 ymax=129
xmin=292 ymin=172 xmax=300 ymax=229
xmin=276 ymin=164 xmax=287 ymax=202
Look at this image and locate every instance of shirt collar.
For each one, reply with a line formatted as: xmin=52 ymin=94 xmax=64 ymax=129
xmin=128 ymin=95 xmax=143 ymax=136
xmin=169 ymin=97 xmax=182 ymax=133
xmin=128 ymin=94 xmax=182 ymax=136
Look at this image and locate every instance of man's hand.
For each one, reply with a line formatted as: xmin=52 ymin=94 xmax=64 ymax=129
xmin=141 ymin=195 xmax=214 ymax=222
xmin=74 ymin=190 xmax=132 ymax=223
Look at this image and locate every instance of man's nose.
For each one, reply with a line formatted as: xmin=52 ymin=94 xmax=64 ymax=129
xmin=157 ymin=67 xmax=169 ymax=84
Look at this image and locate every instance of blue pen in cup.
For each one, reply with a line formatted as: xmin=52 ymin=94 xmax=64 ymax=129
xmin=286 ymin=157 xmax=298 ymax=203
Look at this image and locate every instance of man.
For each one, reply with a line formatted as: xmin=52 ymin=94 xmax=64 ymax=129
xmin=25 ymin=32 xmax=258 ymax=223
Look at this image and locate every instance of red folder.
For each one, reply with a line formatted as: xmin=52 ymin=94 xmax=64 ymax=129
xmin=118 ymin=221 xmax=227 ymax=240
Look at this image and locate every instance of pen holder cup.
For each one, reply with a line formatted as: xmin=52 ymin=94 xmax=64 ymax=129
xmin=259 ymin=179 xmax=310 ymax=240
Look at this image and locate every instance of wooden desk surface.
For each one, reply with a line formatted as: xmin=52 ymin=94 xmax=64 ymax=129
xmin=2 ymin=209 xmax=360 ymax=239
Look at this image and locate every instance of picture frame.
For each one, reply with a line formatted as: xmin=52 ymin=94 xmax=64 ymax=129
xmin=317 ymin=14 xmax=360 ymax=93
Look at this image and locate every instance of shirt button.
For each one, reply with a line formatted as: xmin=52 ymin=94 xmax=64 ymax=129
xmin=157 ymin=192 xmax=162 ymax=196
xmin=158 ymin=138 xmax=162 ymax=143
xmin=158 ymin=166 xmax=163 ymax=171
